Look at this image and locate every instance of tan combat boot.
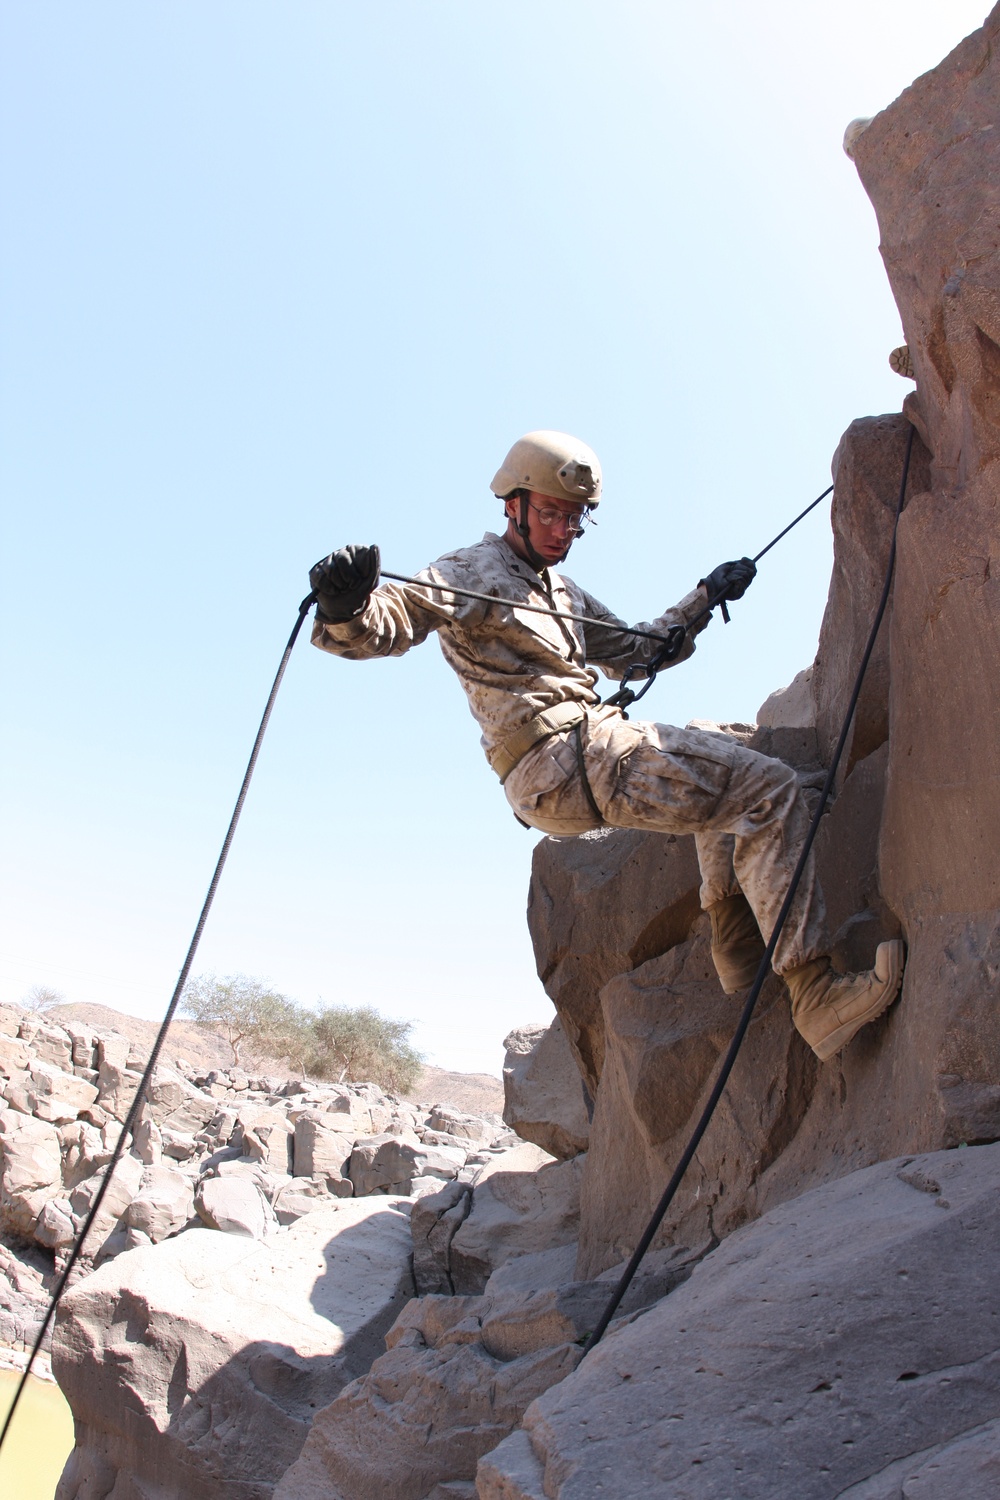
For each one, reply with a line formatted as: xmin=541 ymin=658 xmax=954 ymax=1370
xmin=708 ymin=892 xmax=767 ymax=994
xmin=784 ymin=940 xmax=905 ymax=1062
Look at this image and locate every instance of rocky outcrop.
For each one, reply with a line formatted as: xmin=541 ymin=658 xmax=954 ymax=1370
xmin=852 ymin=5 xmax=1000 ymax=1151
xmin=410 ymin=1144 xmax=563 ymax=1297
xmin=0 ymin=1000 xmax=542 ymax=1494
xmin=502 ymin=1020 xmax=590 ymax=1160
xmin=0 ymin=1000 xmax=522 ymax=1442
xmin=473 ymin=13 xmax=1000 ymax=1486
xmin=449 ymin=1151 xmax=583 ymax=1295
xmin=275 ymin=1238 xmax=698 ymax=1500
xmin=530 ymin=555 xmax=919 ymax=1277
xmin=53 ymin=1197 xmax=415 ymax=1500
xmin=521 ymin=0 xmax=1000 ymax=1286
xmin=478 ymin=1142 xmax=1000 ymax=1498
xmin=526 ymin=830 xmax=703 ymax=1096
xmin=0 ymin=1001 xmax=517 ymax=1323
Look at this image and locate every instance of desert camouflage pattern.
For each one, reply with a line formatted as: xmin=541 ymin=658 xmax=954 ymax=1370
xmin=313 ymin=531 xmax=827 ymax=973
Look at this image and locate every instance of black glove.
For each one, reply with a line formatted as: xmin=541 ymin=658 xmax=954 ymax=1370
xmin=699 ymin=556 xmax=756 ymax=604
xmin=310 ymin=544 xmax=381 ymax=623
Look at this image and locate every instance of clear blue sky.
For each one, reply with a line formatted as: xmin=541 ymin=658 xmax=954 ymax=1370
xmin=1 ymin=2 xmax=988 ymax=1073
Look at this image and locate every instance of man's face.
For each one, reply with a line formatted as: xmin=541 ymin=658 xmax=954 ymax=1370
xmin=504 ymin=491 xmax=588 ymax=566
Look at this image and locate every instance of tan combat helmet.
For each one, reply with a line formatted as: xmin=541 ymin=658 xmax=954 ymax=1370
xmin=491 ymin=431 xmax=602 ymax=507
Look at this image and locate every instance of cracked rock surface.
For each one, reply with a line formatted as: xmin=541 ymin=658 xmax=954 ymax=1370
xmin=477 ymin=1143 xmax=1000 ymax=1499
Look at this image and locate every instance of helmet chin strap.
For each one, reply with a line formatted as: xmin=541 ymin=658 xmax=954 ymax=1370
xmin=516 ymin=492 xmax=570 ymax=572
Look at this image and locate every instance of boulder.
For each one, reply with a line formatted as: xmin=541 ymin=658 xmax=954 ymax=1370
xmin=273 ymin=1177 xmax=335 ymax=1225
xmin=293 ymin=1113 xmax=355 ymax=1184
xmin=0 ymin=1005 xmax=23 ymax=1037
xmin=350 ymin=1133 xmax=467 ymax=1196
xmin=0 ymin=1067 xmax=33 ymax=1113
xmin=27 ymin=1064 xmax=99 ymax=1124
xmin=65 ymin=1024 xmax=98 ymax=1071
xmin=58 ymin=1120 xmax=113 ymax=1188
xmin=274 ymin=1295 xmax=580 ymax=1500
xmin=239 ymin=1105 xmax=295 ymax=1174
xmin=0 ymin=1238 xmax=51 ymax=1351
xmin=158 ymin=1086 xmax=221 ymax=1138
xmin=132 ymin=1103 xmax=163 ymax=1165
xmin=68 ymin=1151 xmax=145 ymax=1250
xmin=161 ymin=1128 xmax=199 ymax=1161
xmin=573 ymin=907 xmax=799 ymax=1276
xmin=449 ymin=1153 xmax=581 ymax=1295
xmin=477 ymin=1143 xmax=1000 ymax=1499
xmin=814 ymin=416 xmax=928 ymax=784
xmin=124 ymin=1164 xmax=196 ymax=1243
xmin=33 ymin=1194 xmax=78 ymax=1250
xmin=411 ymin=1179 xmax=472 ymax=1295
xmin=0 ymin=1033 xmax=29 ymax=1076
xmin=53 ymin=1196 xmax=415 ymax=1500
xmin=23 ymin=1020 xmax=73 ymax=1071
xmin=502 ymin=1020 xmax=590 ymax=1160
xmin=195 ymin=1175 xmax=275 ymax=1240
xmin=527 ymin=828 xmax=702 ymax=1094
xmin=96 ymin=1059 xmax=145 ymax=1123
xmin=426 ymin=1106 xmax=494 ymax=1144
xmin=756 ymin=665 xmax=815 ymax=733
xmin=274 ymin=1232 xmax=698 ymax=1498
xmin=0 ymin=1107 xmax=63 ymax=1236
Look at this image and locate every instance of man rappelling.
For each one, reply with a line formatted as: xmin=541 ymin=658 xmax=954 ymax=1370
xmin=309 ymin=430 xmax=904 ymax=1063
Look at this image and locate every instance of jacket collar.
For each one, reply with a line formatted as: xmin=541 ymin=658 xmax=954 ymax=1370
xmin=482 ymin=531 xmax=571 ymax=595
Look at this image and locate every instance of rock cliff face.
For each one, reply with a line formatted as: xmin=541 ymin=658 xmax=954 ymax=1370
xmin=530 ymin=413 xmax=935 ymax=1278
xmin=526 ymin=2 xmax=1000 ymax=1279
xmin=470 ymin=10 xmax=1000 ymax=1492
xmin=479 ymin=1142 xmax=1000 ymax=1499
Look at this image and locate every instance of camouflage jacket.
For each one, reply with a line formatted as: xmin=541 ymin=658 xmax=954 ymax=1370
xmin=311 ymin=531 xmax=709 ymax=761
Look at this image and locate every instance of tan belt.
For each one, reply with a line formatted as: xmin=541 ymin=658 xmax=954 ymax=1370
xmin=489 ymin=701 xmax=588 ymax=784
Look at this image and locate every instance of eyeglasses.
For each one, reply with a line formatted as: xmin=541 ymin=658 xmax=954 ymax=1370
xmin=527 ymin=502 xmax=594 ymax=535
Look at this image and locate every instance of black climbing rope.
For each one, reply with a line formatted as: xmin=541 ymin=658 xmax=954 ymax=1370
xmin=0 ymin=476 xmax=835 ymax=1452
xmin=0 ymin=594 xmax=317 ymax=1455
xmin=581 ymin=429 xmax=915 ymax=1355
xmin=378 ymin=484 xmax=833 ymax=675
xmin=602 ymin=485 xmax=834 ymax=713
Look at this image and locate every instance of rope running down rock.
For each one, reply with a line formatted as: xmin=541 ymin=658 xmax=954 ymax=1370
xmin=581 ymin=427 xmax=915 ymax=1355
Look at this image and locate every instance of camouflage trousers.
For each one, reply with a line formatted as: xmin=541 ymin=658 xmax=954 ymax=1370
xmin=504 ymin=705 xmax=828 ymax=974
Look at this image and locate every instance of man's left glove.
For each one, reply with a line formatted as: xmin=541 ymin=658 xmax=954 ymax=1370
xmin=700 ymin=556 xmax=757 ymax=604
xmin=309 ymin=544 xmax=381 ymax=623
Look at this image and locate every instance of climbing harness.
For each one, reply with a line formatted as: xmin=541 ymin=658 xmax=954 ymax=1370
xmin=580 ymin=427 xmax=915 ymax=1355
xmin=488 ymin=700 xmax=588 ymax=783
xmin=0 ymin=476 xmax=834 ymax=1453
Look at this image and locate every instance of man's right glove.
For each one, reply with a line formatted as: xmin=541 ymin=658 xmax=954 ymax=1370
xmin=699 ymin=556 xmax=757 ymax=604
xmin=309 ymin=544 xmax=381 ymax=623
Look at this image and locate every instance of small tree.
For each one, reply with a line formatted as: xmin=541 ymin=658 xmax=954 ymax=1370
xmin=181 ymin=973 xmax=303 ymax=1067
xmin=306 ymin=1005 xmax=422 ymax=1094
xmin=23 ymin=984 xmax=64 ymax=1013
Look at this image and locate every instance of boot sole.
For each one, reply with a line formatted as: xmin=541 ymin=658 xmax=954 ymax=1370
xmin=812 ymin=940 xmax=905 ymax=1062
